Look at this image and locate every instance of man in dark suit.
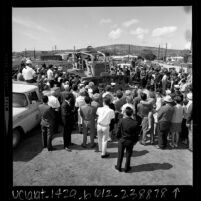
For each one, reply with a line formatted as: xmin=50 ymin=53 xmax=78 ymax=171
xmin=115 ymin=107 xmax=139 ymax=173
xmin=61 ymin=92 xmax=75 ymax=151
xmin=38 ymin=95 xmax=56 ymax=151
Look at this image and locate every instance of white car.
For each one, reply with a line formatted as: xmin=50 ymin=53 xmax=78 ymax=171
xmin=13 ymin=82 xmax=42 ymax=148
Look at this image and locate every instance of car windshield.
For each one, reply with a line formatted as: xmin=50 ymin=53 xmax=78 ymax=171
xmin=13 ymin=93 xmax=28 ymax=107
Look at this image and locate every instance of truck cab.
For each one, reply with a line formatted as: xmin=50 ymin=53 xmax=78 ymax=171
xmin=13 ymin=82 xmax=42 ymax=148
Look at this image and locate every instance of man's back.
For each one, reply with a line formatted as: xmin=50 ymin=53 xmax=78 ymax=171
xmin=80 ymin=104 xmax=96 ymax=121
xmin=116 ymin=117 xmax=138 ymax=142
xmin=158 ymin=104 xmax=174 ymax=122
xmin=39 ymin=104 xmax=50 ymax=117
xmin=137 ymin=103 xmax=152 ymax=118
xmin=97 ymin=105 xmax=115 ymax=126
xmin=91 ymin=101 xmax=100 ymax=111
xmin=115 ymin=98 xmax=126 ymax=112
xmin=39 ymin=104 xmax=55 ymax=125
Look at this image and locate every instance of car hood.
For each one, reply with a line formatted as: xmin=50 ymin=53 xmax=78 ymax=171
xmin=13 ymin=107 xmax=28 ymax=118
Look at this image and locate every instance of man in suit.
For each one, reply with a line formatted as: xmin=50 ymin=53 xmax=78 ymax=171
xmin=80 ymin=96 xmax=97 ymax=148
xmin=61 ymin=92 xmax=75 ymax=151
xmin=157 ymin=95 xmax=174 ymax=149
xmin=115 ymin=107 xmax=139 ymax=173
xmin=38 ymin=95 xmax=56 ymax=151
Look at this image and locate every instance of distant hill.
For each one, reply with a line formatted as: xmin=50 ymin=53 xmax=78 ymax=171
xmin=78 ymin=44 xmax=182 ymax=57
xmin=12 ymin=44 xmax=184 ymax=58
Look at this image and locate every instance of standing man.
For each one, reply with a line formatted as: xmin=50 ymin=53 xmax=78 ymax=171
xmin=61 ymin=92 xmax=75 ymax=151
xmin=137 ymin=93 xmax=154 ymax=145
xmin=157 ymin=95 xmax=174 ymax=149
xmin=96 ymin=96 xmax=115 ymax=158
xmin=115 ymin=107 xmax=139 ymax=172
xmin=38 ymin=96 xmax=56 ymax=151
xmin=80 ymin=96 xmax=96 ymax=148
xmin=22 ymin=60 xmax=36 ymax=83
xmin=161 ymin=71 xmax=168 ymax=95
xmin=47 ymin=65 xmax=54 ymax=81
xmin=48 ymin=91 xmax=61 ymax=133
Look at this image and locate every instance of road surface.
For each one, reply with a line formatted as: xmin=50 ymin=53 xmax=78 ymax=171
xmin=13 ymin=126 xmax=192 ymax=186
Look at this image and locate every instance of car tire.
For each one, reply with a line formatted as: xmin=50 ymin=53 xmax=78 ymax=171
xmin=13 ymin=129 xmax=21 ymax=148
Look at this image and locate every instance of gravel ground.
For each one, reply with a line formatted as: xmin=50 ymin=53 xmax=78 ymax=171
xmin=13 ymin=126 xmax=192 ymax=186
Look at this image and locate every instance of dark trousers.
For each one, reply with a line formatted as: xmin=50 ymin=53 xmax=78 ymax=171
xmin=181 ymin=119 xmax=188 ymax=141
xmin=41 ymin=125 xmax=53 ymax=150
xmin=63 ymin=124 xmax=73 ymax=148
xmin=158 ymin=121 xmax=170 ymax=148
xmin=116 ymin=140 xmax=134 ymax=170
xmin=54 ymin=110 xmax=60 ymax=133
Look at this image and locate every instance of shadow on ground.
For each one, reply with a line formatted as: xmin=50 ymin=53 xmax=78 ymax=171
xmin=53 ymin=143 xmax=97 ymax=151
xmin=108 ymin=150 xmax=149 ymax=158
xmin=128 ymin=162 xmax=173 ymax=173
xmin=13 ymin=126 xmax=43 ymax=162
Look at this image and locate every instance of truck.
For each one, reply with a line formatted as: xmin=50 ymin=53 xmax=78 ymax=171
xmin=13 ymin=82 xmax=42 ymax=148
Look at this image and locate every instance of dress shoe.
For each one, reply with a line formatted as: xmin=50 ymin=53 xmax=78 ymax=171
xmin=101 ymin=153 xmax=110 ymax=158
xmin=124 ymin=167 xmax=132 ymax=173
xmin=90 ymin=144 xmax=96 ymax=148
xmin=114 ymin=165 xmax=122 ymax=172
xmin=48 ymin=147 xmax=57 ymax=151
xmin=81 ymin=144 xmax=87 ymax=148
xmin=65 ymin=147 xmax=72 ymax=152
xmin=140 ymin=141 xmax=146 ymax=146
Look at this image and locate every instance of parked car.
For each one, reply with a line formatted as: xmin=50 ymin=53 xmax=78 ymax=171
xmin=13 ymin=82 xmax=42 ymax=148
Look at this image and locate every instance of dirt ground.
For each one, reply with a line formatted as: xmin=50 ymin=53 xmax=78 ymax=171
xmin=13 ymin=126 xmax=192 ymax=186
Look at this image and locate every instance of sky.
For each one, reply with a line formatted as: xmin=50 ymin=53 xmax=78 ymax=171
xmin=12 ymin=6 xmax=192 ymax=52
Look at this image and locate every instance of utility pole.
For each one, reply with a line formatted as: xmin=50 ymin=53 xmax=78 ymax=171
xmin=25 ymin=48 xmax=27 ymax=58
xmin=34 ymin=48 xmax=36 ymax=59
xmin=164 ymin=43 xmax=167 ymax=62
xmin=74 ymin=45 xmax=76 ymax=68
xmin=157 ymin=45 xmax=160 ymax=60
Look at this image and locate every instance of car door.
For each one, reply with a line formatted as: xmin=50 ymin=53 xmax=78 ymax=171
xmin=26 ymin=90 xmax=41 ymax=131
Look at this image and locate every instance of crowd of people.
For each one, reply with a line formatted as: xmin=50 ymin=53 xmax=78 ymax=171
xmin=13 ymin=58 xmax=193 ymax=173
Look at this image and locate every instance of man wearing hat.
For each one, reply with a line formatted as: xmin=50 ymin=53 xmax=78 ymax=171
xmin=157 ymin=95 xmax=174 ymax=149
xmin=22 ymin=59 xmax=36 ymax=83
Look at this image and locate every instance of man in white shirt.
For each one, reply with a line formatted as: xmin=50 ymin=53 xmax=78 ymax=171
xmin=96 ymin=96 xmax=115 ymax=158
xmin=48 ymin=90 xmax=61 ymax=133
xmin=22 ymin=60 xmax=36 ymax=83
xmin=47 ymin=65 xmax=54 ymax=81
